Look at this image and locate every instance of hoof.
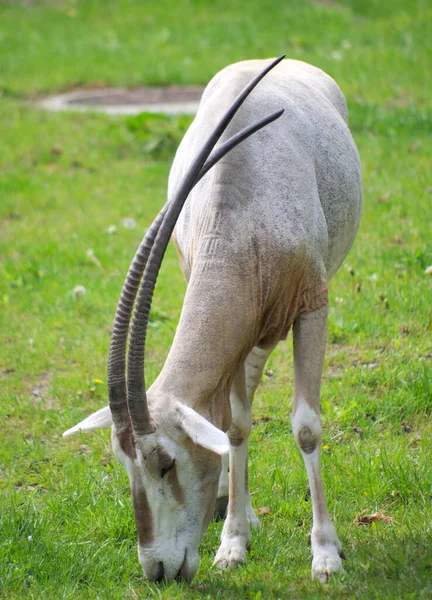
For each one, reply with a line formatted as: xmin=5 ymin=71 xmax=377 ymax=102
xmin=312 ymin=550 xmax=343 ymax=583
xmin=214 ymin=539 xmax=248 ymax=569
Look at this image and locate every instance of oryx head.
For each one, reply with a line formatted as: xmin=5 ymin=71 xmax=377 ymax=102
xmin=63 ymin=56 xmax=285 ymax=582
xmin=64 ymin=397 xmax=229 ymax=581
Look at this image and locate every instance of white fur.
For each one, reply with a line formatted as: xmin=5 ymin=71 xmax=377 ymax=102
xmin=291 ymin=399 xmax=321 ymax=443
xmin=303 ymin=447 xmax=343 ymax=582
xmin=111 ymin=427 xmax=205 ymax=582
xmin=214 ymin=440 xmax=250 ymax=569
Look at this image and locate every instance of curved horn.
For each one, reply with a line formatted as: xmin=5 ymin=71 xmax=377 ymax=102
xmin=126 ymin=56 xmax=286 ymax=436
xmin=107 ymin=109 xmax=284 ymax=433
xmin=108 ymin=204 xmax=168 ymax=431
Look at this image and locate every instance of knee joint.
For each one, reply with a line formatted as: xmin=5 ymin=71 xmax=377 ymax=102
xmin=292 ymin=401 xmax=321 ymax=454
xmin=228 ymin=421 xmax=250 ymax=446
xmin=228 ymin=404 xmax=252 ymax=446
xmin=297 ymin=425 xmax=319 ymax=454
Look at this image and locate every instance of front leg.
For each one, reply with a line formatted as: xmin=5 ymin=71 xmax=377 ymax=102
xmin=214 ymin=346 xmax=271 ymax=526
xmin=214 ymin=367 xmax=251 ymax=568
xmin=214 ymin=437 xmax=251 ymax=568
xmin=292 ymin=306 xmax=344 ymax=582
xmin=214 ymin=347 xmax=272 ymax=568
xmin=214 ymin=444 xmax=261 ymax=529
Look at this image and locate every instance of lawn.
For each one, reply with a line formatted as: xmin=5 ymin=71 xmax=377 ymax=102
xmin=1 ymin=0 xmax=431 ymax=598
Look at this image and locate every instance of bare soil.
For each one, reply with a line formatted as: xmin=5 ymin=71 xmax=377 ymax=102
xmin=68 ymin=86 xmax=205 ymax=106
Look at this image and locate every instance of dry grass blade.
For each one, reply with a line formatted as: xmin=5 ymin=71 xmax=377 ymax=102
xmin=356 ymin=511 xmax=396 ymax=526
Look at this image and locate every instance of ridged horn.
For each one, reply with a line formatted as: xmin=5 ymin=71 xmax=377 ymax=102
xmin=107 ymin=108 xmax=284 ymax=432
xmin=125 ymin=56 xmax=286 ymax=436
xmin=107 ymin=204 xmax=168 ymax=431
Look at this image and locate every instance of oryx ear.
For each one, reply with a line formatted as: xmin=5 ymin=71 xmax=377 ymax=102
xmin=174 ymin=402 xmax=229 ymax=456
xmin=63 ymin=406 xmax=113 ymax=437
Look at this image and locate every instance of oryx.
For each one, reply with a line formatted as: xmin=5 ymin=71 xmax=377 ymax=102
xmin=64 ymin=56 xmax=362 ymax=583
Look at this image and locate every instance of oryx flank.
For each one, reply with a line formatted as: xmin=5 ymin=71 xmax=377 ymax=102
xmin=64 ymin=56 xmax=362 ymax=583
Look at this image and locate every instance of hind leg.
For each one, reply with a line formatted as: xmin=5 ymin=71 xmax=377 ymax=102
xmin=291 ymin=306 xmax=344 ymax=582
xmin=244 ymin=346 xmax=273 ymax=529
xmin=214 ymin=346 xmax=271 ymax=567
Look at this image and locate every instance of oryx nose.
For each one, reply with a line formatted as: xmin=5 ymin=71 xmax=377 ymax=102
xmin=153 ymin=561 xmax=164 ymax=583
xmin=175 ymin=551 xmax=188 ymax=582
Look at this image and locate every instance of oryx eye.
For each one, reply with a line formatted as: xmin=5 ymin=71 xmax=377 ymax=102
xmin=160 ymin=458 xmax=175 ymax=479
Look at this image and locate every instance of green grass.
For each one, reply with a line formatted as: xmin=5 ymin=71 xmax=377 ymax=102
xmin=1 ymin=1 xmax=432 ymax=598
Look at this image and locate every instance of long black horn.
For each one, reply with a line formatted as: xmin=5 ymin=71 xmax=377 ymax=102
xmin=197 ymin=108 xmax=284 ymax=183
xmin=107 ymin=109 xmax=284 ymax=432
xmin=125 ymin=56 xmax=286 ymax=436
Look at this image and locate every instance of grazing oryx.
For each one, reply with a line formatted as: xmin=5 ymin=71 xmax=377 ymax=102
xmin=64 ymin=56 xmax=362 ymax=583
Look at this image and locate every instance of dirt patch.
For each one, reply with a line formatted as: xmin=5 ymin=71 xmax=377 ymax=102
xmin=30 ymin=371 xmax=55 ymax=409
xmin=68 ymin=86 xmax=204 ymax=106
xmin=326 ymin=344 xmax=361 ymax=365
xmin=326 ymin=365 xmax=344 ymax=379
xmin=39 ymin=86 xmax=206 ymax=116
xmin=0 ymin=367 xmax=16 ymax=380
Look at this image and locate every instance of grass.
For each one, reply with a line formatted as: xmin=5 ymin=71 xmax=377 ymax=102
xmin=1 ymin=0 xmax=431 ymax=598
